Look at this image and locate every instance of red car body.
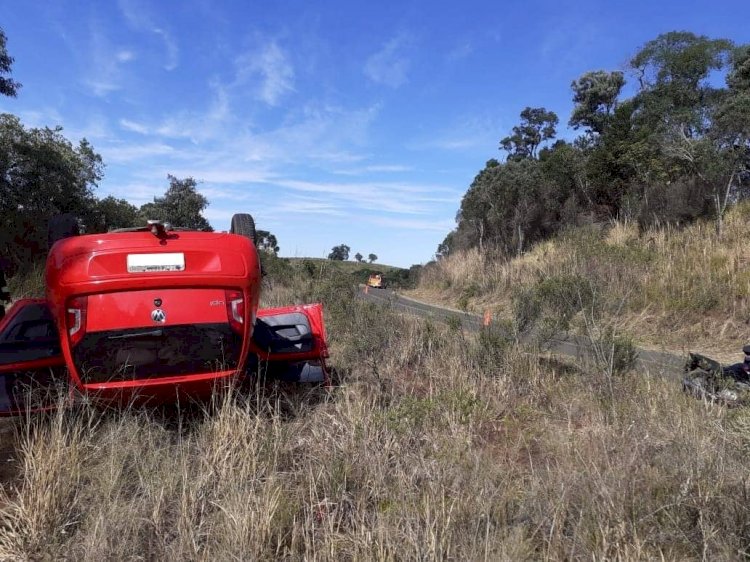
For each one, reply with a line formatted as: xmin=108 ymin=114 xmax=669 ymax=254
xmin=0 ymin=225 xmax=329 ymax=415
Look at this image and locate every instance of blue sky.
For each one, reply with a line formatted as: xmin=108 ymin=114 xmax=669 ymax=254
xmin=1 ymin=1 xmax=748 ymax=267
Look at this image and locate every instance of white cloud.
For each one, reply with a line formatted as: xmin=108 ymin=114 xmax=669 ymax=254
xmin=235 ymin=41 xmax=295 ymax=106
xmin=119 ymin=119 xmax=150 ymax=134
xmin=85 ymin=26 xmax=133 ymax=96
xmin=369 ymin=216 xmax=455 ymax=232
xmin=116 ymin=50 xmax=135 ymax=62
xmin=409 ymin=112 xmax=505 ymax=152
xmin=270 ymin=178 xmax=456 ymax=215
xmin=118 ymin=0 xmax=179 ymax=70
xmin=152 ymin=28 xmax=178 ymax=70
xmin=333 ymin=164 xmax=413 ymax=176
xmin=364 ymin=34 xmax=412 ymax=88
xmin=102 ymin=142 xmax=176 ymax=163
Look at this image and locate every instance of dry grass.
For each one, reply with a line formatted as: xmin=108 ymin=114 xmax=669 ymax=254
xmin=0 ymin=268 xmax=749 ymax=560
xmin=414 ymin=203 xmax=750 ymax=360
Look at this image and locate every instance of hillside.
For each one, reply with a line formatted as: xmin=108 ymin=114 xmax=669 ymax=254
xmin=412 ymin=202 xmax=750 ymax=363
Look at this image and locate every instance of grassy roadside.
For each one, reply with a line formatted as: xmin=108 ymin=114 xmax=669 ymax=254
xmin=0 ymin=266 xmax=749 ymax=559
xmin=413 ymin=202 xmax=750 ymax=363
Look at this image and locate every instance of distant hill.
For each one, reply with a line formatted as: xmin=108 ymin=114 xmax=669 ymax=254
xmin=285 ymin=257 xmax=414 ymax=288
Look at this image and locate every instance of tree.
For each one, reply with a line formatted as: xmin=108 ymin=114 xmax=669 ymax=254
xmin=93 ymin=196 xmax=139 ymax=231
xmin=328 ymin=244 xmax=350 ymax=261
xmin=630 ymin=31 xmax=733 ymax=143
xmin=436 ymin=232 xmax=454 ymax=259
xmin=256 ymin=229 xmax=280 ymax=255
xmin=139 ymin=175 xmax=212 ymax=231
xmin=0 ymin=114 xmax=103 ymax=271
xmin=0 ymin=28 xmax=21 ymax=97
xmin=368 ymin=253 xmax=377 ymax=263
xmin=569 ymin=70 xmax=625 ymax=134
xmin=500 ymin=107 xmax=559 ymax=160
xmin=708 ymin=44 xmax=750 ymax=234
xmin=354 ymin=252 xmax=363 ymax=262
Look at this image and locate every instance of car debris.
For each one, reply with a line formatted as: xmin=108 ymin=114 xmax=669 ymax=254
xmin=682 ymin=346 xmax=750 ymax=406
xmin=0 ymin=214 xmax=330 ymax=416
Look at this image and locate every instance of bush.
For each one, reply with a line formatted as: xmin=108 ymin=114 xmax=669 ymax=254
xmin=512 ymin=274 xmax=595 ymax=344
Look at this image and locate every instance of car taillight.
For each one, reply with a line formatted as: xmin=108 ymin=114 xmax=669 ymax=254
xmin=225 ymin=290 xmax=244 ymax=334
xmin=66 ymin=296 xmax=88 ymax=347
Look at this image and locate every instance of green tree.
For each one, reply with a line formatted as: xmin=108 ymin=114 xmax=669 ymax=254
xmin=256 ymin=229 xmax=279 ymax=255
xmin=139 ymin=175 xmax=212 ymax=231
xmin=0 ymin=28 xmax=21 ymax=97
xmin=368 ymin=253 xmax=377 ymax=263
xmin=354 ymin=252 xmax=363 ymax=262
xmin=0 ymin=114 xmax=103 ymax=270
xmin=436 ymin=232 xmax=454 ymax=259
xmin=500 ymin=107 xmax=559 ymax=161
xmin=93 ymin=196 xmax=139 ymax=231
xmin=569 ymin=71 xmax=625 ymax=134
xmin=708 ymin=44 xmax=750 ymax=233
xmin=630 ymin=32 xmax=733 ymax=145
xmin=328 ymin=244 xmax=350 ymax=261
xmin=456 ymin=159 xmax=557 ymax=256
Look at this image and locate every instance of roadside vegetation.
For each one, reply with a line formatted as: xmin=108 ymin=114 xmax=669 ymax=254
xmin=414 ymin=201 xmax=750 ymax=361
xmin=2 ymin=263 xmax=750 ymax=560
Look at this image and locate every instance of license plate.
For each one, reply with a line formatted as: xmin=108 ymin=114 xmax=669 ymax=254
xmin=127 ymin=253 xmax=185 ymax=273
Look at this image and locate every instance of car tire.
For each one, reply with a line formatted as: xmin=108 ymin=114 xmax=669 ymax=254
xmin=230 ymin=213 xmax=257 ymax=245
xmin=47 ymin=213 xmax=80 ymax=249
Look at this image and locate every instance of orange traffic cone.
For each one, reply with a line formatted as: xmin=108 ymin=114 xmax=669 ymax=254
xmin=483 ymin=310 xmax=491 ymax=327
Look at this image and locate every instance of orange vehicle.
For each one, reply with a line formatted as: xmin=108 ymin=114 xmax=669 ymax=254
xmin=366 ymin=273 xmax=384 ymax=289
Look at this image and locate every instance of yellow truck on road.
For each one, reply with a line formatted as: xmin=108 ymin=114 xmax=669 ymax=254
xmin=366 ymin=273 xmax=384 ymax=289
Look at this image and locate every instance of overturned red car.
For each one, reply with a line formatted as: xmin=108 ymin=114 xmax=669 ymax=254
xmin=0 ymin=214 xmax=329 ymax=415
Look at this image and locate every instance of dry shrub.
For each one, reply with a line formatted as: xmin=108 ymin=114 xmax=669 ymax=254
xmin=0 ymin=275 xmax=749 ymax=560
xmin=413 ymin=201 xmax=750 ymax=356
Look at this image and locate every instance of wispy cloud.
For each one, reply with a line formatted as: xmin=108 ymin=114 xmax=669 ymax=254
xmin=235 ymin=41 xmax=295 ymax=106
xmin=409 ymin=112 xmax=504 ymax=152
xmin=364 ymin=34 xmax=412 ymax=88
xmin=85 ymin=25 xmax=134 ymax=96
xmin=270 ymin=178 xmax=457 ymax=215
xmin=332 ymin=164 xmax=413 ymax=176
xmin=119 ymin=118 xmax=149 ymax=134
xmin=118 ymin=0 xmax=179 ymax=70
xmin=101 ymin=142 xmax=178 ymax=163
xmin=152 ymin=28 xmax=178 ymax=70
xmin=447 ymin=42 xmax=472 ymax=63
xmin=117 ymin=81 xmax=230 ymax=142
xmin=369 ymin=216 xmax=455 ymax=232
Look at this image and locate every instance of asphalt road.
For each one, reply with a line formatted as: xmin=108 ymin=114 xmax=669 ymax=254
xmin=359 ymin=286 xmax=686 ymax=377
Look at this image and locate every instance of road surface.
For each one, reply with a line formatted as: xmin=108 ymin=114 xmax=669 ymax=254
xmin=359 ymin=286 xmax=685 ymax=377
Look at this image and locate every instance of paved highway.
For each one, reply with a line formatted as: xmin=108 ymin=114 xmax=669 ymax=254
xmin=359 ymin=286 xmax=685 ymax=377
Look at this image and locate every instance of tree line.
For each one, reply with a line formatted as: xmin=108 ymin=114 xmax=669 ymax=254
xmin=439 ymin=31 xmax=750 ymax=259
xmin=327 ymin=244 xmax=377 ymax=263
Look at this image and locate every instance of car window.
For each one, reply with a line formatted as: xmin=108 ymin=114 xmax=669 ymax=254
xmin=0 ymin=303 xmax=57 ymax=343
xmin=0 ymin=303 xmax=61 ymax=366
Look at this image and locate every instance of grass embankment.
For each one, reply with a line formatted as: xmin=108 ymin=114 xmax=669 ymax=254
xmin=1 ymin=264 xmax=750 ymax=559
xmin=413 ymin=202 xmax=750 ymax=362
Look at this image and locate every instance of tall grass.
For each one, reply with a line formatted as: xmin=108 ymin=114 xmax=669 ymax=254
xmin=416 ymin=202 xmax=750 ymax=356
xmin=0 ymin=267 xmax=749 ymax=559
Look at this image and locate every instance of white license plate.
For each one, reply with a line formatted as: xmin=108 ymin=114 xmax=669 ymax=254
xmin=127 ymin=253 xmax=185 ymax=273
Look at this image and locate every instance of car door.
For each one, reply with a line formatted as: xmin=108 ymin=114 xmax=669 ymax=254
xmin=249 ymin=303 xmax=330 ymax=383
xmin=0 ymin=299 xmax=68 ymax=415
